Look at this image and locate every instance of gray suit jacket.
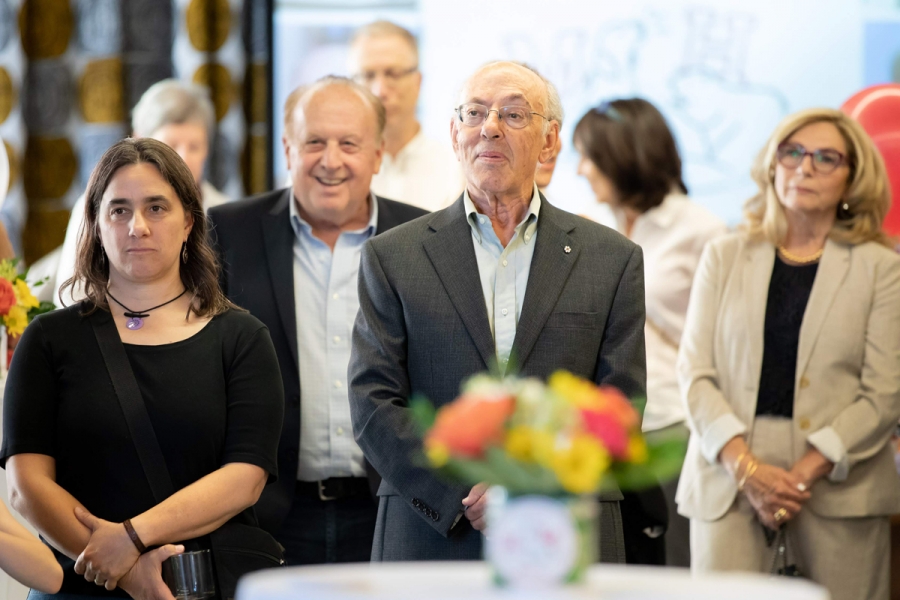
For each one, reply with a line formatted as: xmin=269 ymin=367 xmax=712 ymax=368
xmin=348 ymin=194 xmax=646 ymax=561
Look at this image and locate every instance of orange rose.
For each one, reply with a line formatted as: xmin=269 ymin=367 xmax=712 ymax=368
xmin=0 ymin=278 xmax=16 ymax=316
xmin=425 ymin=392 xmax=515 ymax=458
xmin=598 ymin=385 xmax=640 ymax=430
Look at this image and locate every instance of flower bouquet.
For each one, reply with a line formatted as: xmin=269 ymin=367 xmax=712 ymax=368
xmin=412 ymin=371 xmax=686 ymax=587
xmin=0 ymin=259 xmax=54 ymax=374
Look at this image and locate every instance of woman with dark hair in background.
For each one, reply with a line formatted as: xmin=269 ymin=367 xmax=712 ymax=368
xmin=1 ymin=138 xmax=283 ymax=599
xmin=574 ymin=98 xmax=726 ymax=566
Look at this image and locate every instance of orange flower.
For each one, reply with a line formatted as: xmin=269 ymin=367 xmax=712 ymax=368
xmin=0 ymin=278 xmax=15 ymax=316
xmin=598 ymin=386 xmax=640 ymax=431
xmin=425 ymin=392 xmax=515 ymax=458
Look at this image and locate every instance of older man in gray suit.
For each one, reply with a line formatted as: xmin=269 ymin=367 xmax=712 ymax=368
xmin=348 ymin=61 xmax=646 ymax=562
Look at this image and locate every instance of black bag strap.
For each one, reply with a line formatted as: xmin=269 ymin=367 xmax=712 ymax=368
xmin=91 ymin=311 xmax=176 ymax=503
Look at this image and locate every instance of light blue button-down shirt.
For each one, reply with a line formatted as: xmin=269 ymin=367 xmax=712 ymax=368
xmin=290 ymin=193 xmax=378 ymax=481
xmin=463 ymin=185 xmax=541 ymax=371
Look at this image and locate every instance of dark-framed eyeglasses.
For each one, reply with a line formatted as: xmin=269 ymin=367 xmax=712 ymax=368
xmin=352 ymin=65 xmax=418 ymax=85
xmin=776 ymin=142 xmax=847 ymax=175
xmin=455 ymin=103 xmax=548 ymax=130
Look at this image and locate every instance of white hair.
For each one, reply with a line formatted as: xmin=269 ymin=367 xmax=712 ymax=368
xmin=131 ymin=79 xmax=216 ymax=139
xmin=461 ymin=61 xmax=563 ymax=135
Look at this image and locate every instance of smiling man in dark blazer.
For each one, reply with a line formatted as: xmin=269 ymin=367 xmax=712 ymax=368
xmin=349 ymin=62 xmax=646 ymax=563
xmin=208 ymin=76 xmax=426 ymax=565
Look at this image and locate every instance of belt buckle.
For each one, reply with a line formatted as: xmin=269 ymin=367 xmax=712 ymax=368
xmin=317 ymin=480 xmax=337 ymax=501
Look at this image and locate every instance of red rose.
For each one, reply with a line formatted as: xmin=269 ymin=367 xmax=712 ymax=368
xmin=0 ymin=278 xmax=15 ymax=316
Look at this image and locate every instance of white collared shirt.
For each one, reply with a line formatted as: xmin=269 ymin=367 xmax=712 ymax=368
xmin=370 ymin=129 xmax=464 ymax=212
xmin=463 ymin=185 xmax=541 ymax=372
xmin=290 ymin=192 xmax=377 ymax=481
xmin=616 ymin=194 xmax=727 ymax=432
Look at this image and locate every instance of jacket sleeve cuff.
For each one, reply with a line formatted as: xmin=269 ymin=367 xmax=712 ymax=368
xmin=700 ymin=413 xmax=747 ymax=465
xmin=807 ymin=427 xmax=849 ymax=482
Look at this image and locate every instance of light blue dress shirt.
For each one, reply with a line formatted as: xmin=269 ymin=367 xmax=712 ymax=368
xmin=463 ymin=185 xmax=541 ymax=372
xmin=290 ymin=193 xmax=378 ymax=481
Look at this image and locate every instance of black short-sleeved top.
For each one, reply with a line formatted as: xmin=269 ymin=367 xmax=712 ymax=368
xmin=756 ymin=255 xmax=819 ymax=418
xmin=0 ymin=304 xmax=284 ymax=597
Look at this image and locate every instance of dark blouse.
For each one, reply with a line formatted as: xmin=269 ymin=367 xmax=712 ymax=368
xmin=0 ymin=304 xmax=284 ymax=596
xmin=756 ymin=255 xmax=819 ymax=417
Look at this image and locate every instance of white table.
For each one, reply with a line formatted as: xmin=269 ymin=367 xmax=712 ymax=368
xmin=236 ymin=562 xmax=830 ymax=600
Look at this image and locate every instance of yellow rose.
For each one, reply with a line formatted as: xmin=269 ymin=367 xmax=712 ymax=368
xmin=627 ymin=433 xmax=648 ymax=464
xmin=0 ymin=260 xmax=17 ymax=282
xmin=425 ymin=440 xmax=450 ymax=468
xmin=549 ymin=371 xmax=604 ymax=411
xmin=550 ymin=434 xmax=610 ymax=495
xmin=14 ymin=279 xmax=39 ymax=309
xmin=4 ymin=304 xmax=28 ymax=337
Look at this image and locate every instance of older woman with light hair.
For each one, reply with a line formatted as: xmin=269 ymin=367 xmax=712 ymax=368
xmin=55 ymin=79 xmax=229 ymax=306
xmin=676 ymin=108 xmax=900 ymax=600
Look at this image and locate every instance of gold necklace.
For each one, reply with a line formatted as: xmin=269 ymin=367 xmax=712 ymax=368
xmin=777 ymin=245 xmax=824 ymax=264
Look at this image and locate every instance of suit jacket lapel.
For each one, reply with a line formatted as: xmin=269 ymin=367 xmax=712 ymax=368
xmin=262 ymin=190 xmax=299 ymax=369
xmin=511 ymin=199 xmax=579 ymax=368
xmin=374 ymin=195 xmax=396 ymax=232
xmin=422 ymin=197 xmax=495 ymax=369
xmin=796 ymin=240 xmax=850 ymax=380
xmin=743 ymin=241 xmax=775 ymax=391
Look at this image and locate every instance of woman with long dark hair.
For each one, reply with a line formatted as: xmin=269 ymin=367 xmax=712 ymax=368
xmin=1 ymin=138 xmax=283 ymax=599
xmin=574 ymin=98 xmax=726 ymax=566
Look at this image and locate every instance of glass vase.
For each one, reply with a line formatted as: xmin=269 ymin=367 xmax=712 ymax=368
xmin=484 ymin=486 xmax=597 ymax=588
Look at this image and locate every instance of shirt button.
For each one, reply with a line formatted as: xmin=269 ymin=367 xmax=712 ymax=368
xmin=334 ymin=380 xmax=342 ymax=389
xmin=502 ymin=259 xmax=508 ymax=267
xmin=501 ymin=308 xmax=508 ymax=316
xmin=799 ymin=417 xmax=811 ymax=431
xmin=799 ymin=376 xmax=810 ymax=389
xmin=332 ymin=293 xmax=339 ymax=300
xmin=525 ymin=235 xmax=531 ymax=241
xmin=333 ymin=336 xmax=341 ymax=344
xmin=479 ymin=217 xmax=486 ymax=224
xmin=336 ymin=427 xmax=344 ymax=436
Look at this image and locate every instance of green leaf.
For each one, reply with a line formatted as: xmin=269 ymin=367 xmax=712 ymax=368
xmin=409 ymin=396 xmax=436 ymax=434
xmin=610 ymin=436 xmax=688 ymax=490
xmin=27 ymin=301 xmax=56 ymax=319
xmin=483 ymin=447 xmax=562 ymax=495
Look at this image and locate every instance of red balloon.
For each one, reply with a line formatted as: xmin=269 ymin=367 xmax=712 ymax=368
xmin=841 ymin=84 xmax=900 ymax=236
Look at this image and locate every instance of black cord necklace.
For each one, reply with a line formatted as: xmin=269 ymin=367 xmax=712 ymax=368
xmin=107 ymin=289 xmax=188 ymax=331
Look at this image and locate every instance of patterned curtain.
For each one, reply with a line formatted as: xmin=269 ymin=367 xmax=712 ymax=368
xmin=173 ymin=0 xmax=271 ymax=200
xmin=0 ymin=0 xmax=270 ymax=265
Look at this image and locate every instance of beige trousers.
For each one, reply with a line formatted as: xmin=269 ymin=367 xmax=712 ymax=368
xmin=690 ymin=417 xmax=890 ymax=600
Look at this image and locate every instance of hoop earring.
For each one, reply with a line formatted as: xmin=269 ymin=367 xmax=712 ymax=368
xmin=182 ymin=242 xmax=188 ymax=264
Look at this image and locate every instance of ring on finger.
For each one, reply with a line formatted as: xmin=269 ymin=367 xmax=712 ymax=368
xmin=773 ymin=507 xmax=788 ymax=521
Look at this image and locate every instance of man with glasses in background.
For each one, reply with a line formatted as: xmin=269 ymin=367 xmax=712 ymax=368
xmin=349 ymin=21 xmax=463 ymax=212
xmin=349 ymin=61 xmax=646 ymax=562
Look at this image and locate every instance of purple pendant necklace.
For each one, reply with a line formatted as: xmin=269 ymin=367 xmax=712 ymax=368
xmin=107 ymin=289 xmax=188 ymax=330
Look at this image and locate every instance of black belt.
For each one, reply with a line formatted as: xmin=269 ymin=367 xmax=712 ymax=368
xmin=296 ymin=477 xmax=369 ymax=501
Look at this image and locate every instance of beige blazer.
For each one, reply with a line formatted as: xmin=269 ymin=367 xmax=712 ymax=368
xmin=676 ymin=232 xmax=900 ymax=521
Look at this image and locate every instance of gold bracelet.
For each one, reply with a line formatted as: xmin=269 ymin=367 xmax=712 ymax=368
xmin=738 ymin=460 xmax=758 ymax=491
xmin=732 ymin=451 xmax=748 ymax=476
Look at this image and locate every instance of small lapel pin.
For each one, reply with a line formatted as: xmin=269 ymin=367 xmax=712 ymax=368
xmin=564 ymin=246 xmax=571 ymax=254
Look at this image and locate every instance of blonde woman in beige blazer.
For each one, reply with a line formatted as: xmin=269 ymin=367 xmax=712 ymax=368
xmin=676 ymin=108 xmax=900 ymax=600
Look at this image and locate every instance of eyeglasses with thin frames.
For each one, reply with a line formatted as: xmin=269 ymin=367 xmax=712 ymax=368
xmin=776 ymin=142 xmax=847 ymax=175
xmin=353 ymin=66 xmax=418 ymax=85
xmin=455 ymin=103 xmax=549 ymax=130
